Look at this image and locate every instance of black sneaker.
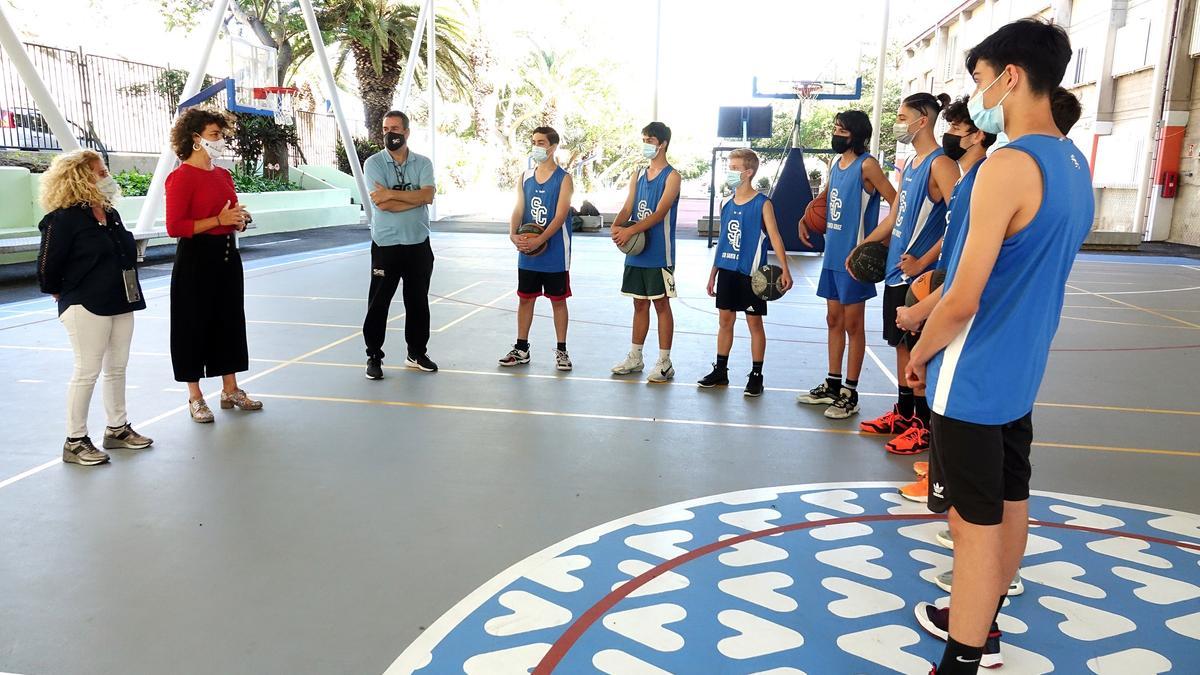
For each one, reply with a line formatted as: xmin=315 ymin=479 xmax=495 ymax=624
xmin=914 ymin=603 xmax=1003 ymax=669
xmin=824 ymin=387 xmax=860 ymax=419
xmin=365 ymin=357 xmax=384 ymax=380
xmin=796 ymin=381 xmax=837 ymax=405
xmin=697 ymin=364 xmax=729 ymax=388
xmin=406 ymin=353 xmax=438 ymax=372
xmin=744 ymin=372 xmax=764 ymax=397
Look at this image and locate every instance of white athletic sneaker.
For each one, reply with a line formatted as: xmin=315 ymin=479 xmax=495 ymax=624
xmin=611 ymin=352 xmax=645 ymax=375
xmin=647 ymin=360 xmax=675 ymax=383
xmin=554 ymin=349 xmax=573 ymax=371
xmin=935 ymin=569 xmax=1025 ymax=596
xmin=936 ymin=528 xmax=954 ymax=550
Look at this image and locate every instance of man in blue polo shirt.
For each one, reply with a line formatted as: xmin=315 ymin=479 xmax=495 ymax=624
xmin=361 ymin=110 xmax=437 ymax=380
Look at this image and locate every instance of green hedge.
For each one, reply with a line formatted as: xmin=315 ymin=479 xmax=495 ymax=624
xmin=113 ymin=169 xmax=301 ymax=197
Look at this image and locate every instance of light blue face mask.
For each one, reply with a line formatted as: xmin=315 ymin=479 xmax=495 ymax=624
xmin=642 ymin=143 xmax=659 ymax=159
xmin=531 ymin=146 xmax=549 ymax=162
xmin=968 ymin=71 xmax=1014 ymax=135
xmin=989 ymin=131 xmax=1011 ymax=155
xmin=725 ymin=170 xmax=744 ymax=189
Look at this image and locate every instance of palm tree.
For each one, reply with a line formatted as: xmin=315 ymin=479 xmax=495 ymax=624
xmin=322 ymin=0 xmax=471 ymax=144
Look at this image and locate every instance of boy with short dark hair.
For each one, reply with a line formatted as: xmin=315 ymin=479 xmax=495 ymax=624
xmin=698 ymin=148 xmax=793 ymax=396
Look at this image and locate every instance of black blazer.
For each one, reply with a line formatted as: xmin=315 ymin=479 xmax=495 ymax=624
xmin=37 ymin=204 xmax=147 ymax=316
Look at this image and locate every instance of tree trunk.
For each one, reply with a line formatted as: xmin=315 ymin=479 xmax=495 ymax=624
xmin=353 ymin=46 xmax=404 ymax=146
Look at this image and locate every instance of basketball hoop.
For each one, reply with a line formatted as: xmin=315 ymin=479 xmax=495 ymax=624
xmin=253 ymin=86 xmax=298 ymax=125
xmin=793 ymin=82 xmax=823 ymax=101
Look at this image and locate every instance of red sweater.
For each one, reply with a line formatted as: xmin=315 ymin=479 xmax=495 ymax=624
xmin=165 ymin=164 xmax=239 ymax=238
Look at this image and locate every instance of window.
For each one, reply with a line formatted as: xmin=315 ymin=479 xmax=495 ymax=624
xmin=943 ymin=35 xmax=959 ymax=82
xmin=1113 ymin=17 xmax=1154 ymax=74
xmin=1068 ymin=46 xmax=1088 ymax=84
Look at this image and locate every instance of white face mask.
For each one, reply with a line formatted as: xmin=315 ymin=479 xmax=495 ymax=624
xmin=198 ymin=136 xmax=227 ymax=157
xmin=531 ymin=146 xmax=549 ymax=163
xmin=96 ymin=175 xmax=120 ymax=201
xmin=642 ymin=143 xmax=659 ymax=159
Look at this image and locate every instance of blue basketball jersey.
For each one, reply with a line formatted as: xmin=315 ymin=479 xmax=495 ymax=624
xmin=937 ymin=162 xmax=982 ymax=271
xmin=927 ymin=135 xmax=1094 ymax=424
xmin=714 ymin=193 xmax=770 ymax=276
xmin=886 ymin=149 xmax=949 ymax=286
xmin=824 ymin=153 xmax=881 ymax=272
xmin=519 ymin=166 xmax=571 ymax=273
xmin=626 ymin=165 xmax=679 ymax=268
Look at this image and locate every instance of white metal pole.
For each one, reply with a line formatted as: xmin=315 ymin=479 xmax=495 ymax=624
xmin=135 ymin=0 xmax=231 ymax=233
xmin=1130 ymin=0 xmax=1180 ymax=240
xmin=0 ymin=4 xmax=80 ymax=153
xmin=426 ymin=0 xmax=437 ymax=221
xmin=299 ymin=0 xmax=371 ymax=222
xmin=398 ymin=0 xmax=431 ymax=111
xmin=870 ymin=0 xmax=890 ymax=157
xmin=653 ymin=0 xmax=663 ymax=120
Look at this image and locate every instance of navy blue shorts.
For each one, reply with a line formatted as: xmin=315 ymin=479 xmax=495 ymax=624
xmin=816 ymin=267 xmax=877 ymax=305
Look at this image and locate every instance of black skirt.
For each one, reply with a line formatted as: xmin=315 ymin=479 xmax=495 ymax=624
xmin=170 ymin=233 xmax=249 ymax=382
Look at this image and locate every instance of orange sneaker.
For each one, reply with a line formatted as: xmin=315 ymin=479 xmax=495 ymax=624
xmin=900 ymin=475 xmax=928 ymax=502
xmin=886 ymin=418 xmax=930 ymax=455
xmin=860 ymin=405 xmax=918 ymax=435
xmin=913 ymin=461 xmax=929 ymax=477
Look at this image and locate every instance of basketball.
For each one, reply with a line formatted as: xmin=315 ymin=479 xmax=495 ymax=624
xmin=615 ymin=225 xmax=646 ymax=255
xmin=847 ymin=242 xmax=888 ymax=283
xmin=750 ymin=264 xmax=787 ymax=301
xmin=906 ymin=269 xmax=947 ymax=307
xmin=803 ymin=192 xmax=828 ymax=235
xmin=516 ymin=223 xmax=547 ymax=256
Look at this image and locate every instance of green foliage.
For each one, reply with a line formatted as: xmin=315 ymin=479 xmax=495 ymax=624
xmin=111 ymin=169 xmax=299 ymax=197
xmin=230 ymin=112 xmax=302 ymax=174
xmin=676 ymin=157 xmax=711 ymax=181
xmin=754 ymin=176 xmax=771 ymax=192
xmin=114 ymin=170 xmax=152 ymax=197
xmin=808 ymin=169 xmax=823 ymax=182
xmin=117 ymin=68 xmax=216 ymax=113
xmin=334 ymin=136 xmax=383 ymax=175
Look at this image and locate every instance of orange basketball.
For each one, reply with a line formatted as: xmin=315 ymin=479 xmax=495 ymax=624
xmin=905 ymin=269 xmax=947 ymax=307
xmin=803 ymin=193 xmax=828 ymax=235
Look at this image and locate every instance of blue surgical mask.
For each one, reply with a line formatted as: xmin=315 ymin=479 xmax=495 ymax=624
xmin=531 ymin=146 xmax=549 ymax=162
xmin=968 ymin=71 xmax=1013 ymax=135
xmin=642 ymin=143 xmax=658 ymax=159
xmin=725 ymin=170 xmax=743 ymax=189
xmin=989 ymin=131 xmax=1010 ymax=155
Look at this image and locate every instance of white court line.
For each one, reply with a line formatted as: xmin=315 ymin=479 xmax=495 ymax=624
xmin=0 ymin=280 xmax=485 ymax=493
xmin=800 ymin=271 xmax=897 ymax=387
xmin=433 ymin=289 xmax=512 ymax=332
xmin=1066 ymin=283 xmax=1200 ymax=330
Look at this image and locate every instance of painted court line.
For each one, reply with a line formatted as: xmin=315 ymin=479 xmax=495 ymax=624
xmin=800 ymin=270 xmax=898 ymax=387
xmin=1066 ymin=283 xmax=1200 ymax=329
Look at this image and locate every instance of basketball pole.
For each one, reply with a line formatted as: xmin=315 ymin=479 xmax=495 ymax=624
xmin=0 ymin=4 xmax=80 ymax=154
xmin=398 ymin=0 xmax=431 ymax=111
xmin=869 ymin=0 xmax=890 ymax=158
xmin=135 ymin=0 xmax=230 ymax=234
xmin=299 ymin=0 xmax=370 ymax=223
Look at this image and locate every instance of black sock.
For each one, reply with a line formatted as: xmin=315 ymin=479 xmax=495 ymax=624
xmin=826 ymin=372 xmax=842 ymax=391
xmin=898 ymin=385 xmax=915 ymax=418
xmin=915 ymin=395 xmax=931 ymax=423
xmin=515 ymin=339 xmax=530 ymax=351
xmin=715 ymin=354 xmax=729 ymax=370
xmin=938 ymin=636 xmax=984 ymax=674
xmin=752 ymin=361 xmax=764 ymax=376
xmin=845 ymin=378 xmax=858 ymax=391
xmin=67 ymin=436 xmax=85 ymax=443
xmin=557 ymin=342 xmax=567 ymax=352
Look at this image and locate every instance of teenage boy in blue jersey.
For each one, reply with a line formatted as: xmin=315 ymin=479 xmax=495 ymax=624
xmin=498 ymin=126 xmax=575 ymax=372
xmin=610 ymin=122 xmax=682 ymax=383
xmin=797 ymin=110 xmax=896 ymax=419
xmin=907 ymin=20 xmax=1094 ymax=674
xmin=698 ymin=148 xmax=793 ymax=397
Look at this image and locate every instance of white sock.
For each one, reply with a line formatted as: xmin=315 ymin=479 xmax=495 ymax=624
xmin=659 ymin=349 xmax=671 ymax=363
xmin=631 ymin=344 xmax=643 ymax=358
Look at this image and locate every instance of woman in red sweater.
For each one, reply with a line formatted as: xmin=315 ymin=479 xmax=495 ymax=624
xmin=165 ymin=108 xmax=263 ymax=423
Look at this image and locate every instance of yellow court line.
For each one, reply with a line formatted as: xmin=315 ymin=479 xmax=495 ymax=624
xmin=1067 ymin=284 xmax=1200 ymax=329
xmin=246 ymin=391 xmax=1200 ymax=458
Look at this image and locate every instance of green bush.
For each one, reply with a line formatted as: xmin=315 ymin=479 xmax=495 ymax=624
xmin=114 ymin=170 xmax=152 ymax=197
xmin=336 ymin=136 xmax=383 ymax=175
xmin=112 ymin=168 xmax=299 ymax=197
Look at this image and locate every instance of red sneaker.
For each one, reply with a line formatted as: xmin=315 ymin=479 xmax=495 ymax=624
xmin=900 ymin=475 xmax=928 ymax=502
xmin=886 ymin=418 xmax=930 ymax=455
xmin=859 ymin=405 xmax=918 ymax=434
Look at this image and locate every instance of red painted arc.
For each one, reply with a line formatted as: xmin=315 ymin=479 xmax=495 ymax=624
xmin=532 ymin=512 xmax=1200 ymax=673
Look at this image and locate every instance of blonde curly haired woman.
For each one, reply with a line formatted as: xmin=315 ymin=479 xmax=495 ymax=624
xmin=37 ymin=150 xmax=152 ymax=466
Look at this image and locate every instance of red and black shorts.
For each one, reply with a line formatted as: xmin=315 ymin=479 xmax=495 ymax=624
xmin=517 ymin=269 xmax=572 ymax=301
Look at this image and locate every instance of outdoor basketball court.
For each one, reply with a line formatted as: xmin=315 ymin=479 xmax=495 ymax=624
xmin=0 ymin=232 xmax=1197 ymax=674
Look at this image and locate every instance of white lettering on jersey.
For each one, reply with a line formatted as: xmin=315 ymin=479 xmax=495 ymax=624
xmin=530 ymin=195 xmax=548 ymax=225
xmin=727 ymin=219 xmax=742 ymax=251
xmin=827 ymin=187 xmax=843 ymax=231
xmin=636 ymin=199 xmax=651 ymax=221
xmin=892 ymin=190 xmax=908 ymax=239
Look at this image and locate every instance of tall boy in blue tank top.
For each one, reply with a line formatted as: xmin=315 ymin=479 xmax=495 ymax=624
xmin=498 ymin=127 xmax=576 ymax=372
xmin=797 ymin=111 xmax=896 ymax=420
xmin=855 ymin=93 xmax=959 ymax=456
xmin=610 ymin=122 xmax=682 ymax=383
xmin=698 ymin=148 xmax=793 ymax=397
xmin=906 ymin=21 xmax=1094 ymax=674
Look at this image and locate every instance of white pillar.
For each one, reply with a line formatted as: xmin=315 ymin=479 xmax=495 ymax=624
xmin=0 ymin=4 xmax=80 ymax=153
xmin=134 ymin=0 xmax=231 ymax=233
xmin=870 ymin=0 xmax=890 ymax=157
xmin=398 ymin=0 xmax=430 ymax=112
xmin=427 ymin=0 xmax=437 ymax=221
xmin=299 ymin=0 xmax=371 ymax=221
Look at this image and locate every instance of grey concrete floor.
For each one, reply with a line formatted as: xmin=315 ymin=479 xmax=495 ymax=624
xmin=0 ymin=232 xmax=1197 ymax=674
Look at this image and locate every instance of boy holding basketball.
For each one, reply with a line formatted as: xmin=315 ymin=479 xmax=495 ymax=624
xmin=906 ymin=21 xmax=1093 ymax=674
xmin=797 ymin=110 xmax=896 ymax=419
xmin=698 ymin=148 xmax=793 ymax=396
xmin=610 ymin=122 xmax=682 ymax=382
xmin=499 ymin=127 xmax=575 ymax=371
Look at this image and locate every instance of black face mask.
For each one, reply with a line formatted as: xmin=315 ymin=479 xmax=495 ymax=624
xmin=941 ymin=132 xmax=972 ymax=161
xmin=385 ymin=131 xmax=407 ymax=151
xmin=831 ymin=134 xmax=854 ymax=154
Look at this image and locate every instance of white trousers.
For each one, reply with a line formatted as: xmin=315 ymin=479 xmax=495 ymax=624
xmin=59 ymin=305 xmax=134 ymax=439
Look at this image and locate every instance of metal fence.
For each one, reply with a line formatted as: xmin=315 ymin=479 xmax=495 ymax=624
xmin=1 ymin=42 xmax=342 ymax=167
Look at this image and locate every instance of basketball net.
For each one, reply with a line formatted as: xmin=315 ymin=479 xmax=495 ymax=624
xmin=793 ymin=82 xmax=823 ymax=101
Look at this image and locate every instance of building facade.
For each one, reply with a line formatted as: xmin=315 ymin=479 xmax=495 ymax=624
xmin=900 ymin=0 xmax=1200 ymax=247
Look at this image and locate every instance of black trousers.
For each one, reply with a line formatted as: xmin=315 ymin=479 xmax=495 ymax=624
xmin=363 ymin=239 xmax=434 ymax=360
xmin=170 ymin=234 xmax=249 ymax=382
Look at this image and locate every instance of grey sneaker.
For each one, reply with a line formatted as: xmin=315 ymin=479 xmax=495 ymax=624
xmin=936 ymin=528 xmax=954 ymax=550
xmin=103 ymin=424 xmax=153 ymax=450
xmin=647 ymin=360 xmax=675 ymax=383
xmin=554 ymin=349 xmax=573 ymax=371
xmin=63 ymin=437 xmax=109 ymax=466
xmin=797 ymin=381 xmax=838 ymax=405
xmin=824 ymin=388 xmax=860 ymax=419
xmin=936 ymin=569 xmax=1024 ymax=596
